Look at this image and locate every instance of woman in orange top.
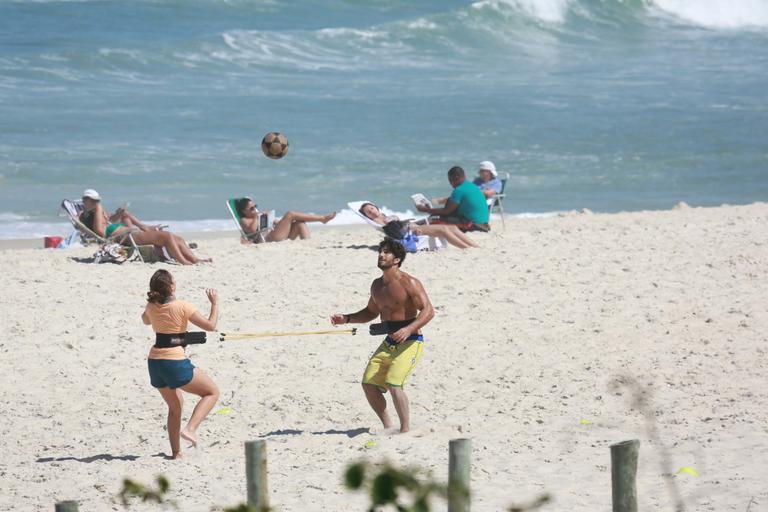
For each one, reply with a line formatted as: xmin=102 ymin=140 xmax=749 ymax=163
xmin=141 ymin=269 xmax=220 ymax=459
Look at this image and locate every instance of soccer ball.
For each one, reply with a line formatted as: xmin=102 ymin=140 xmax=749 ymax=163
xmin=261 ymin=132 xmax=289 ymax=159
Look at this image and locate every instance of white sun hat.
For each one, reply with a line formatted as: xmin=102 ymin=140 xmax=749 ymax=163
xmin=478 ymin=161 xmax=497 ymax=177
xmin=82 ymin=189 xmax=101 ymax=201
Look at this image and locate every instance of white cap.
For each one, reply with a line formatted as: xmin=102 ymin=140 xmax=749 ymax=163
xmin=478 ymin=161 xmax=497 ymax=177
xmin=82 ymin=189 xmax=101 ymax=201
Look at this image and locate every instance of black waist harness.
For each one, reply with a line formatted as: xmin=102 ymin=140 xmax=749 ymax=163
xmin=369 ymin=318 xmax=416 ymax=336
xmin=154 ymin=332 xmax=207 ymax=348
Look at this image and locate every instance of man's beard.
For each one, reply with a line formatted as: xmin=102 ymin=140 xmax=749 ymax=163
xmin=377 ymin=260 xmax=394 ymax=270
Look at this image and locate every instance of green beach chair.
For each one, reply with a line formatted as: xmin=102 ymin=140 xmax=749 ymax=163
xmin=226 ymin=198 xmax=275 ymax=244
xmin=60 ymin=199 xmax=158 ymax=263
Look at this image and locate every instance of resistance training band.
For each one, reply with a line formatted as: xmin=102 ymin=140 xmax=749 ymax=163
xmin=219 ymin=328 xmax=357 ymax=341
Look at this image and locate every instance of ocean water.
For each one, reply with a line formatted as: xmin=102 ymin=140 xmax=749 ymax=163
xmin=1 ymin=0 xmax=767 ymax=239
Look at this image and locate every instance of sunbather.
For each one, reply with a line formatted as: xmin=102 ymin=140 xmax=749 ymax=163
xmin=234 ymin=197 xmax=336 ymax=242
xmin=79 ymin=189 xmax=210 ymax=265
xmin=359 ymin=202 xmax=478 ymax=249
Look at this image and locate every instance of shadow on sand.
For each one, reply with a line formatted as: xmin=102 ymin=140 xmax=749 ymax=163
xmin=36 ymin=452 xmax=173 ymax=463
xmin=259 ymin=427 xmax=369 ymax=439
xmin=36 ymin=453 xmax=141 ymax=463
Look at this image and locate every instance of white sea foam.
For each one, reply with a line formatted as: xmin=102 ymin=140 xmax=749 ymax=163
xmin=648 ymin=0 xmax=768 ymax=29
xmin=0 ymin=212 xmax=29 ymax=222
xmin=215 ymin=28 xmax=428 ymax=71
xmin=472 ymin=0 xmax=573 ymax=24
xmin=405 ymin=19 xmax=438 ymax=30
xmin=98 ymin=48 xmax=148 ymax=64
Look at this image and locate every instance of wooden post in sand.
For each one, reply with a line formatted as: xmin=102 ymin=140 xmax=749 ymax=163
xmin=54 ymin=501 xmax=79 ymax=512
xmin=245 ymin=440 xmax=269 ymax=510
xmin=448 ymin=438 xmax=471 ymax=512
xmin=611 ymin=439 xmax=640 ymax=512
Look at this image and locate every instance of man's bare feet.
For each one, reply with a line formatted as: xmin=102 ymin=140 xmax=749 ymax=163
xmin=369 ymin=425 xmax=399 ymax=436
xmin=322 ymin=212 xmax=337 ymax=223
xmin=181 ymin=428 xmax=197 ymax=449
xmin=172 ymin=452 xmax=183 ymax=459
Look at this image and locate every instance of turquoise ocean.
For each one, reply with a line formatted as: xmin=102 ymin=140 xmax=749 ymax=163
xmin=1 ymin=0 xmax=767 ymax=239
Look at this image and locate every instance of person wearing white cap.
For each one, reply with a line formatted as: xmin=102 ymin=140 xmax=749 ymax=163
xmin=79 ymin=189 xmax=210 ymax=265
xmin=472 ymin=161 xmax=503 ymax=199
xmin=79 ymin=189 xmax=159 ymax=237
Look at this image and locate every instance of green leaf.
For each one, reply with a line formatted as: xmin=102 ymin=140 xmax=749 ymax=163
xmin=345 ymin=463 xmax=366 ymax=490
xmin=371 ymin=473 xmax=397 ymax=505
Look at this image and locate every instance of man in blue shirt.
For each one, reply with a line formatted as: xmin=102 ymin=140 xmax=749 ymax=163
xmin=472 ymin=160 xmax=503 ymax=199
xmin=416 ymin=166 xmax=490 ymax=232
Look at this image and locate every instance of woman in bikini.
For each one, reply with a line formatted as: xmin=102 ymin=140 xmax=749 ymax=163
xmin=359 ymin=202 xmax=479 ymax=249
xmin=79 ymin=189 xmax=210 ymax=265
xmin=235 ymin=197 xmax=336 ymax=242
xmin=142 ymin=269 xmax=220 ymax=459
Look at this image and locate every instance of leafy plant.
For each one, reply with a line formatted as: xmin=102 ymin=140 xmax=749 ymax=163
xmin=344 ymin=460 xmax=448 ymax=512
xmin=508 ymin=494 xmax=552 ymax=512
xmin=117 ymin=475 xmax=176 ymax=509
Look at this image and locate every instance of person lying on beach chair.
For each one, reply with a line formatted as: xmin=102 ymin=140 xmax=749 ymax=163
xmin=79 ymin=189 xmax=164 ymax=236
xmin=359 ymin=202 xmax=478 ymax=249
xmin=415 ymin=166 xmax=491 ymax=232
xmin=233 ymin=197 xmax=336 ymax=242
xmin=79 ymin=189 xmax=210 ymax=265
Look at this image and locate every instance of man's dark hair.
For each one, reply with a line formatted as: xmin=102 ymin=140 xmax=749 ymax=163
xmin=447 ymin=166 xmax=465 ymax=180
xmin=378 ymin=238 xmax=406 ymax=267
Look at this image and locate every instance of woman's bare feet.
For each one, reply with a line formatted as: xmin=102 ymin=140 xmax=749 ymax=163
xmin=181 ymin=428 xmax=197 ymax=449
xmin=322 ymin=212 xmax=337 ymax=223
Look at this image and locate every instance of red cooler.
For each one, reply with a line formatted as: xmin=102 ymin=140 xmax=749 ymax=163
xmin=44 ymin=236 xmax=63 ymax=248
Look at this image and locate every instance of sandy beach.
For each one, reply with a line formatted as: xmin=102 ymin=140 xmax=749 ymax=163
xmin=1 ymin=203 xmax=767 ymax=511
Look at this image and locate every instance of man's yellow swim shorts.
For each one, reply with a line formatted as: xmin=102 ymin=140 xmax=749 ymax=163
xmin=362 ymin=334 xmax=424 ymax=391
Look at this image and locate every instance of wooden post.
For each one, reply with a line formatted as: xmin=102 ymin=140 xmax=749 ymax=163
xmin=448 ymin=438 xmax=471 ymax=512
xmin=611 ymin=439 xmax=640 ymax=512
xmin=245 ymin=440 xmax=269 ymax=510
xmin=54 ymin=501 xmax=78 ymax=512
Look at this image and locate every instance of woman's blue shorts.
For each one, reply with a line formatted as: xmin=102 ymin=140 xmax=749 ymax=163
xmin=147 ymin=358 xmax=195 ymax=389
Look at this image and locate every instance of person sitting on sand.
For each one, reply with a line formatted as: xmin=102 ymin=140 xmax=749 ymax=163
xmin=234 ymin=197 xmax=336 ymax=242
xmin=359 ymin=202 xmax=478 ymax=249
xmin=142 ymin=269 xmax=220 ymax=459
xmin=415 ymin=166 xmax=490 ymax=232
xmin=472 ymin=161 xmax=503 ymax=199
xmin=79 ymin=189 xmax=210 ymax=265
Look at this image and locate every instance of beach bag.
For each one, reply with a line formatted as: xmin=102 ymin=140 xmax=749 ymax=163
xmin=400 ymin=232 xmax=420 ymax=253
xmin=383 ymin=219 xmax=409 ymax=240
xmin=93 ymin=243 xmax=128 ymax=264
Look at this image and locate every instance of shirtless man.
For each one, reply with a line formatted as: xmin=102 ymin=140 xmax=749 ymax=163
xmin=331 ymin=239 xmax=434 ymax=433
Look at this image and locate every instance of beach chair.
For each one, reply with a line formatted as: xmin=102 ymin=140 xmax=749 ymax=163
xmin=226 ymin=198 xmax=275 ymax=244
xmin=486 ymin=172 xmax=509 ymax=227
xmin=60 ymin=199 xmax=153 ymax=262
xmin=347 ymin=201 xmax=447 ymax=252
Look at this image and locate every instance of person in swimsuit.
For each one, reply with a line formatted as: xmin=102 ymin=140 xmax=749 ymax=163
xmin=358 ymin=202 xmax=479 ymax=249
xmin=330 ymin=239 xmax=434 ymax=433
xmin=234 ymin=197 xmax=336 ymax=242
xmin=79 ymin=189 xmax=210 ymax=265
xmin=141 ymin=269 xmax=220 ymax=458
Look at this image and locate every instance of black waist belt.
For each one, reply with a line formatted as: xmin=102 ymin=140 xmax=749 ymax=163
xmin=369 ymin=318 xmax=416 ymax=336
xmin=154 ymin=332 xmax=207 ymax=348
